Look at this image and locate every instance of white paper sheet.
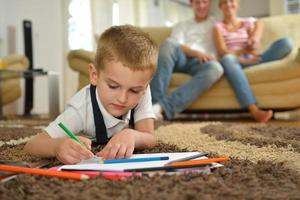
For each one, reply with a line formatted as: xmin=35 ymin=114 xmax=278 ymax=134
xmin=58 ymin=152 xmax=207 ymax=172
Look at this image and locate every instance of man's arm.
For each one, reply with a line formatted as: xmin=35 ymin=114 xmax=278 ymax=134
xmin=181 ymin=45 xmax=215 ymax=62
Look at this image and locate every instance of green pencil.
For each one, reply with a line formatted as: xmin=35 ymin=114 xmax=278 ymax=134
xmin=58 ymin=122 xmax=89 ymax=149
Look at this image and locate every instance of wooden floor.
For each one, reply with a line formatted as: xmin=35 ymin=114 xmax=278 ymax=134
xmin=174 ymin=111 xmax=300 ymax=127
xmin=268 ymin=119 xmax=300 ymax=126
xmin=2 ymin=114 xmax=300 ymax=127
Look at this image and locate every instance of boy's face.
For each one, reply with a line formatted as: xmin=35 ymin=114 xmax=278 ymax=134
xmin=89 ymin=61 xmax=153 ymax=117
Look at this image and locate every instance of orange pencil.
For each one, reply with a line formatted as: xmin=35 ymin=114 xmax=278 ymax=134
xmin=166 ymin=157 xmax=230 ymax=167
xmin=0 ymin=165 xmax=89 ymax=181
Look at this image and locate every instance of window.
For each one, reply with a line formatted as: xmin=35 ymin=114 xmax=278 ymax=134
xmin=286 ymin=0 xmax=300 ymax=14
xmin=68 ymin=0 xmax=93 ymax=50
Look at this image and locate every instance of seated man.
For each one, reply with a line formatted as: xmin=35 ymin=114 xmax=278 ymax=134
xmin=150 ymin=0 xmax=223 ymax=120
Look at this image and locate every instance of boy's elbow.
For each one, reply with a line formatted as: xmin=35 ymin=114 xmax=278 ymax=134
xmin=24 ymin=140 xmax=34 ymax=155
xmin=145 ymin=134 xmax=156 ymax=149
xmin=149 ymin=138 xmax=156 ymax=148
xmin=24 ymin=144 xmax=32 ymax=156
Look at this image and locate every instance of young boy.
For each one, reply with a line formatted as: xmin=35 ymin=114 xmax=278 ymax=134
xmin=24 ymin=25 xmax=158 ymax=164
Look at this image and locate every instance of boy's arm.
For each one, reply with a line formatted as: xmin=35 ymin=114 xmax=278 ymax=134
xmin=24 ymin=132 xmax=61 ymax=157
xmin=24 ymin=132 xmax=94 ymax=164
xmin=130 ymin=118 xmax=155 ymax=149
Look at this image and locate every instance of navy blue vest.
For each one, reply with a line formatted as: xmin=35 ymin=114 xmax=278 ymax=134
xmin=90 ymin=85 xmax=134 ymax=145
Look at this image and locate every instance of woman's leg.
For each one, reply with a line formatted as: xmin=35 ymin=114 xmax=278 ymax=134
xmin=220 ymin=54 xmax=272 ymax=122
xmin=248 ymin=104 xmax=273 ymax=123
xmin=260 ymin=38 xmax=293 ymax=63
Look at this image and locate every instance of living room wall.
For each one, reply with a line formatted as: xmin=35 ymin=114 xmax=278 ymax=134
xmin=0 ymin=0 xmax=271 ymax=117
xmin=0 ymin=0 xmax=67 ymax=116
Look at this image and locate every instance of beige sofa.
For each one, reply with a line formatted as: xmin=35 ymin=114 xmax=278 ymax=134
xmin=0 ymin=54 xmax=29 ymax=106
xmin=68 ymin=14 xmax=300 ymax=111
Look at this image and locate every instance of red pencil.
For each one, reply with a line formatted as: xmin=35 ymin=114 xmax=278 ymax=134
xmin=49 ymin=166 xmax=142 ymax=180
xmin=167 ymin=157 xmax=230 ymax=167
xmin=0 ymin=165 xmax=89 ymax=181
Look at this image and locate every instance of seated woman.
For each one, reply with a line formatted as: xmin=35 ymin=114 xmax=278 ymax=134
xmin=213 ymin=0 xmax=293 ymax=122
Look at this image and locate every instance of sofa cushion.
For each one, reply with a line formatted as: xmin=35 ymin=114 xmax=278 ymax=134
xmin=67 ymin=14 xmax=300 ymax=111
xmin=260 ymin=15 xmax=300 ymax=54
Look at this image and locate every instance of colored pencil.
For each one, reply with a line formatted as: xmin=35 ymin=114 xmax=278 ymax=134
xmin=101 ymin=172 xmax=142 ymax=180
xmin=165 ymin=152 xmax=209 ymax=165
xmin=124 ymin=163 xmax=212 ymax=172
xmin=103 ymin=156 xmax=169 ymax=164
xmin=166 ymin=157 xmax=230 ymax=167
xmin=0 ymin=165 xmax=89 ymax=181
xmin=58 ymin=122 xmax=89 ymax=149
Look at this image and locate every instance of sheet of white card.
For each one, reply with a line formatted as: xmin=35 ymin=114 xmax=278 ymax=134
xmin=58 ymin=152 xmax=215 ymax=172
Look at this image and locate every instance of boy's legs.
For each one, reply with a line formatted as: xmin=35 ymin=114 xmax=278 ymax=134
xmin=260 ymin=37 xmax=293 ymax=63
xmin=158 ymin=59 xmax=223 ymax=119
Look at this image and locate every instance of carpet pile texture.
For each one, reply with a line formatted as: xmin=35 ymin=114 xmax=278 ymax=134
xmin=0 ymin=119 xmax=299 ymax=199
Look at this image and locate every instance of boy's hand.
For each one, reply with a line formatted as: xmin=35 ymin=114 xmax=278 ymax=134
xmin=54 ymin=136 xmax=94 ymax=164
xmin=96 ymin=129 xmax=135 ymax=160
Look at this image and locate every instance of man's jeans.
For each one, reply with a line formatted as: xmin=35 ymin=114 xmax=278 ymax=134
xmin=220 ymin=38 xmax=293 ymax=108
xmin=150 ymin=39 xmax=223 ymax=119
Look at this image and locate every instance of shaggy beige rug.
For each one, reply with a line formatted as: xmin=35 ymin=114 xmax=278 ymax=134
xmin=156 ymin=122 xmax=300 ymax=174
xmin=0 ymin=120 xmax=299 ymax=200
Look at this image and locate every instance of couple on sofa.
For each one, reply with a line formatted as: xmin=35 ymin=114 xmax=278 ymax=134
xmin=151 ymin=0 xmax=293 ymax=122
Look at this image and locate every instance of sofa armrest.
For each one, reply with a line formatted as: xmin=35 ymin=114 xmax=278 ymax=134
xmin=67 ymin=49 xmax=95 ymax=76
xmin=242 ymin=51 xmax=300 ymax=84
xmin=296 ymin=48 xmax=300 ymax=63
xmin=142 ymin=27 xmax=171 ymax=45
xmin=3 ymin=54 xmax=29 ymax=71
xmin=0 ymin=55 xmax=29 ymax=80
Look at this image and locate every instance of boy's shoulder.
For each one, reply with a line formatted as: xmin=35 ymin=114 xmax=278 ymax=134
xmin=67 ymin=85 xmax=91 ymax=109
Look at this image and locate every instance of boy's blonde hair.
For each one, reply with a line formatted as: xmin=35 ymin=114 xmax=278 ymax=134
xmin=95 ymin=25 xmax=158 ymax=75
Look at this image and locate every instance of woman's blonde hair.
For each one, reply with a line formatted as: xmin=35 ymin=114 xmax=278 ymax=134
xmin=219 ymin=0 xmax=239 ymax=7
xmin=95 ymin=25 xmax=158 ymax=75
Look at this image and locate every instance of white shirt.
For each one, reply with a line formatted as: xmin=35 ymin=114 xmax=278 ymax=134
xmin=170 ymin=17 xmax=217 ymax=57
xmin=45 ymin=85 xmax=155 ymax=139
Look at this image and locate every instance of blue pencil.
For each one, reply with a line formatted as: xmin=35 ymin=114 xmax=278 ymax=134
xmin=103 ymin=156 xmax=169 ymax=164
